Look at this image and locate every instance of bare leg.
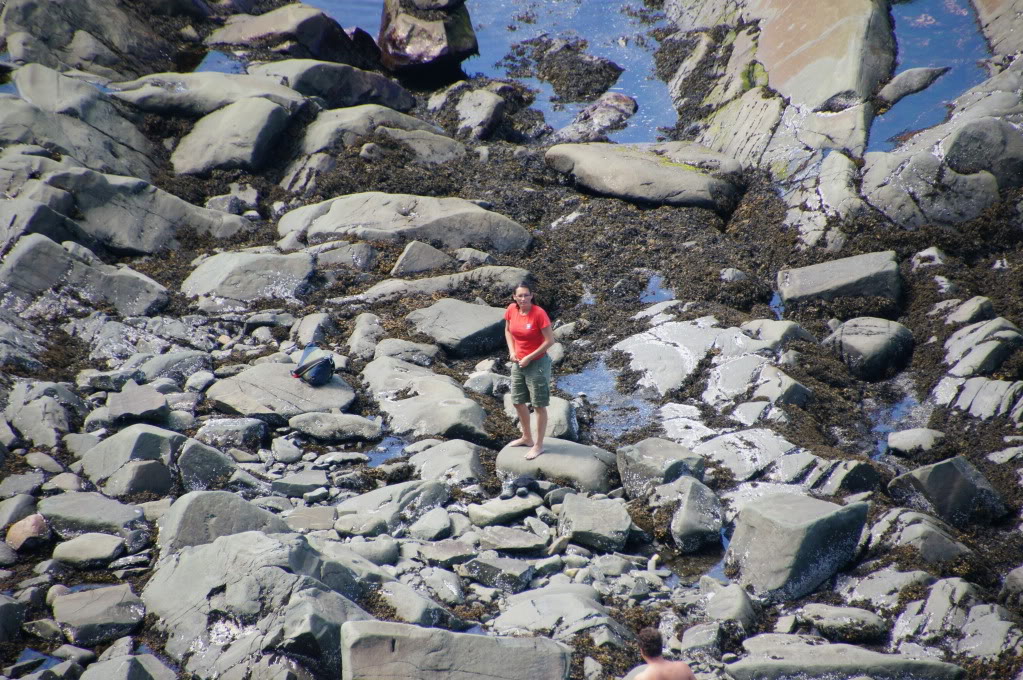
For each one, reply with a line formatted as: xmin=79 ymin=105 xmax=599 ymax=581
xmin=509 ymin=402 xmax=534 ymax=447
xmin=525 ymin=407 xmax=547 ymax=459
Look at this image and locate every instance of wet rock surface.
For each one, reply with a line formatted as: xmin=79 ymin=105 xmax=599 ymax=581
xmin=1 ymin=0 xmax=1023 ymax=679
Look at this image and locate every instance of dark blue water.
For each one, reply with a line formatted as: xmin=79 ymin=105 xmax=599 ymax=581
xmin=365 ymin=435 xmax=408 ymax=467
xmin=769 ymin=291 xmax=784 ymax=320
xmin=557 ymin=356 xmax=656 ymax=442
xmin=306 ymin=0 xmax=677 ymax=143
xmin=868 ymin=0 xmax=990 ymax=152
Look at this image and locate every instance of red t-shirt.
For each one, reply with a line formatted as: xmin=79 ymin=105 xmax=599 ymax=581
xmin=505 ymin=303 xmax=551 ymax=360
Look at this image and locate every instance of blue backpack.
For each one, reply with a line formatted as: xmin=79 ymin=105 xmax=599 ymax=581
xmin=292 ymin=342 xmax=335 ymax=387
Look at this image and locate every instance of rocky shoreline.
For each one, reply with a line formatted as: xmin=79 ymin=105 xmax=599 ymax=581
xmin=1 ymin=0 xmax=1023 ymax=679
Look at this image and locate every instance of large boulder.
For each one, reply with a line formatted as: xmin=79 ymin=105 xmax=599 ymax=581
xmin=51 ymin=584 xmax=145 ymax=646
xmin=277 ymin=192 xmax=530 ymax=253
xmin=0 ymin=0 xmax=176 ymax=79
xmin=617 ymin=437 xmax=703 ymax=499
xmin=823 ymin=317 xmax=914 ymax=381
xmin=888 ymin=456 xmax=1007 ymax=528
xmin=378 ymin=0 xmax=479 ymax=72
xmin=340 ymin=620 xmax=571 ymax=680
xmin=171 ymin=97 xmax=291 ymax=175
xmin=405 ymin=298 xmax=505 ymax=357
xmin=496 ymin=439 xmax=616 ymax=493
xmin=557 ymin=494 xmax=631 ymax=552
xmin=490 ymin=584 xmax=623 ymax=642
xmin=726 ymin=494 xmax=868 ymax=601
xmin=145 ymin=531 xmax=370 ymax=678
xmin=545 ymin=142 xmax=741 ymax=213
xmin=37 ymin=492 xmax=144 ymax=538
xmin=777 ymin=251 xmax=900 ymax=305
xmin=669 ymin=477 xmax=723 ymax=552
xmin=0 ymin=147 xmax=249 ymax=254
xmin=181 ymin=251 xmax=315 ymax=305
xmin=206 ymin=3 xmax=370 ymax=67
xmin=206 ymin=363 xmax=355 ymax=425
xmin=248 ymin=59 xmax=413 ymax=111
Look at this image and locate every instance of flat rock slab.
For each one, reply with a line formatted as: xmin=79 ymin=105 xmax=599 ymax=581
xmin=340 ymin=620 xmax=572 ymax=680
xmin=295 ymin=105 xmax=443 ymax=155
xmin=110 ymin=72 xmax=306 ymax=117
xmin=496 ymin=438 xmax=616 ymax=493
xmin=277 ymin=192 xmax=530 ymax=253
xmin=52 ymin=584 xmax=145 ymax=646
xmin=37 ymin=492 xmax=143 ymax=539
xmin=355 ymin=265 xmax=531 ymax=304
xmin=206 ymin=363 xmax=355 ymax=425
xmin=558 ymin=494 xmax=631 ymax=553
xmin=824 ymin=317 xmax=914 ymax=380
xmin=777 ymin=250 xmax=900 ymax=305
xmin=478 ymin=526 xmax=547 ymax=553
xmin=545 ymin=141 xmax=741 ymax=213
xmin=157 ymin=490 xmax=291 ymax=553
xmin=725 ymin=633 xmax=964 ymax=680
xmin=171 ymin=97 xmax=290 ymax=175
xmin=467 ymin=494 xmax=543 ymax=528
xmin=181 ymin=251 xmax=314 ymax=304
xmin=692 ymin=429 xmax=800 ymax=481
xmin=405 ymin=298 xmax=505 ymax=357
xmin=52 ymin=532 xmax=125 ymax=568
xmin=249 ymin=59 xmax=413 ymax=111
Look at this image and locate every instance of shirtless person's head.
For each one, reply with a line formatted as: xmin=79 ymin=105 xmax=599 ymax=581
xmin=634 ymin=628 xmax=696 ymax=680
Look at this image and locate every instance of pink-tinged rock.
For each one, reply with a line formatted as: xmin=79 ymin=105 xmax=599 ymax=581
xmin=6 ymin=513 xmax=51 ymax=551
xmin=378 ymin=0 xmax=478 ymax=72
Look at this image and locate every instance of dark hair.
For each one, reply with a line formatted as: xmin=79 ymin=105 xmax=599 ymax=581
xmin=638 ymin=628 xmax=662 ymax=658
xmin=512 ymin=281 xmax=538 ymax=310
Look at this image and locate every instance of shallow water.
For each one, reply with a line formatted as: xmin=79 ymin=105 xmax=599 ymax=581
xmin=867 ymin=0 xmax=990 ymax=152
xmin=640 ymin=273 xmax=675 ymax=303
xmin=557 ymin=355 xmax=656 ymax=444
xmin=194 ymin=50 xmax=247 ymax=74
xmin=864 ymin=373 xmax=932 ymax=457
xmin=306 ymin=0 xmax=677 ymax=143
xmin=364 ymin=434 xmax=408 ymax=467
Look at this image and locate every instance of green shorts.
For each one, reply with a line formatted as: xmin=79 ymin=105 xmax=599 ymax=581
xmin=510 ymin=355 xmax=552 ymax=408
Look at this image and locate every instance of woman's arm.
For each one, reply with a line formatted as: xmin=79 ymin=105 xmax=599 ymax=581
xmin=519 ymin=325 xmax=556 ymax=366
xmin=505 ymin=321 xmax=517 ymax=361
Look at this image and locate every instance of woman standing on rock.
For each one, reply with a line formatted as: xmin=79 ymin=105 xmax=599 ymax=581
xmin=505 ymin=282 xmax=556 ymax=460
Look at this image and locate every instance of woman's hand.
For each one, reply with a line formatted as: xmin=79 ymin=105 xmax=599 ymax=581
xmin=518 ymin=356 xmax=532 ymax=368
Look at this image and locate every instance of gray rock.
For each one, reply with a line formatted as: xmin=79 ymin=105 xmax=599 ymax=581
xmin=490 ymin=583 xmax=623 ymax=640
xmin=145 ymin=531 xmax=369 ymax=677
xmin=892 ymin=577 xmax=980 ymax=650
xmin=409 ymin=439 xmax=486 ymax=486
xmin=278 ymin=191 xmax=530 ymax=253
xmin=944 ymin=317 xmax=1022 ymax=377
xmin=248 ymin=59 xmax=413 ymax=111
xmin=0 ymin=95 xmax=156 ymax=179
xmin=381 ymin=387 xmax=487 ymax=440
xmin=80 ymin=424 xmax=185 ymax=487
xmin=291 ymin=105 xmax=441 ymax=158
xmin=878 ymin=67 xmax=950 ymax=106
xmin=702 ymin=577 xmax=758 ymax=632
xmin=156 ymin=490 xmax=290 ymax=554
xmin=52 ymin=532 xmax=124 ymax=568
xmin=107 ymin=380 xmax=170 ymax=423
xmin=79 ymin=653 xmax=176 ymax=680
xmin=692 ymin=429 xmax=800 ymax=481
xmin=134 ymin=351 xmax=214 ymax=384
xmin=0 ymin=494 xmax=36 ymax=531
xmin=545 ymin=142 xmax=740 ymax=212
xmin=617 ymin=437 xmax=702 ymax=499
xmin=799 ymin=603 xmax=887 ymax=643
xmin=945 ymin=296 xmax=994 ymax=325
xmin=496 ymin=438 xmax=616 ymax=493
xmin=52 ymin=584 xmax=144 ymax=646
xmin=459 ymin=553 xmax=534 ymax=593
xmin=888 ymin=455 xmax=1006 ymax=527
xmin=377 ymin=126 xmax=467 ymax=165
xmin=0 ymin=471 xmax=44 ymax=498
xmin=669 ymin=477 xmax=723 ymax=552
xmin=867 ymin=508 xmax=972 ymax=565
xmin=406 ymin=298 xmax=505 ymax=357
xmin=340 ymin=620 xmax=571 ymax=680
xmin=172 ymin=97 xmax=290 ymax=175
xmin=777 ymin=251 xmax=900 ymax=305
xmin=478 ymin=525 xmax=546 ymax=553
xmin=206 ymin=3 xmax=366 ymax=65
xmin=374 ymin=338 xmax=440 ymax=366
xmin=0 ymin=234 xmax=168 ymax=317
xmin=390 ymin=240 xmax=455 ymax=276
xmin=501 ymin=394 xmax=578 ymax=440
xmin=455 ymin=89 xmax=505 ymax=139
xmin=418 ymin=538 xmax=476 ymax=568
xmin=347 ymin=313 xmax=385 ymax=360
xmin=112 ymin=70 xmax=306 ymax=117
xmin=206 ymin=363 xmax=355 ymax=426
xmin=0 ymin=593 xmax=24 ymax=642
xmin=835 ymin=566 xmax=936 ymax=611
xmin=725 ymin=633 xmax=964 ymax=680
xmin=824 ymin=317 xmax=914 ymax=381
xmin=558 ymin=494 xmax=631 ymax=552
xmin=289 ymin=412 xmax=382 ymax=442
xmin=335 ymin=480 xmax=449 ymax=534
xmin=195 ymin=418 xmax=267 ymax=449
xmin=271 ymin=470 xmax=328 ymax=498
xmin=943 ymin=116 xmax=1023 ymax=190
xmin=181 ymin=251 xmax=314 ymax=305
xmin=407 ymin=506 xmax=451 ymax=541
xmin=467 ymin=494 xmax=543 ymax=528
xmin=378 ymin=580 xmax=460 ymax=628
xmin=954 ymin=603 xmax=1023 ymax=660
xmin=177 ymin=439 xmax=237 ymax=491
xmin=999 ymin=566 xmax=1023 ymax=610
xmin=420 ymin=566 xmax=464 ymax=605
xmin=551 ymin=92 xmax=638 ymax=143
xmin=37 ymin=492 xmax=144 ymax=538
xmin=887 ymin=428 xmax=945 ymax=456
xmin=353 ymin=265 xmax=530 ymax=304
xmin=726 ymin=494 xmax=868 ymax=602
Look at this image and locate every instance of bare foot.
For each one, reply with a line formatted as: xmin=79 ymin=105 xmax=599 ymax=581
xmin=508 ymin=436 xmax=534 ymax=448
xmin=524 ymin=445 xmax=544 ymax=460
